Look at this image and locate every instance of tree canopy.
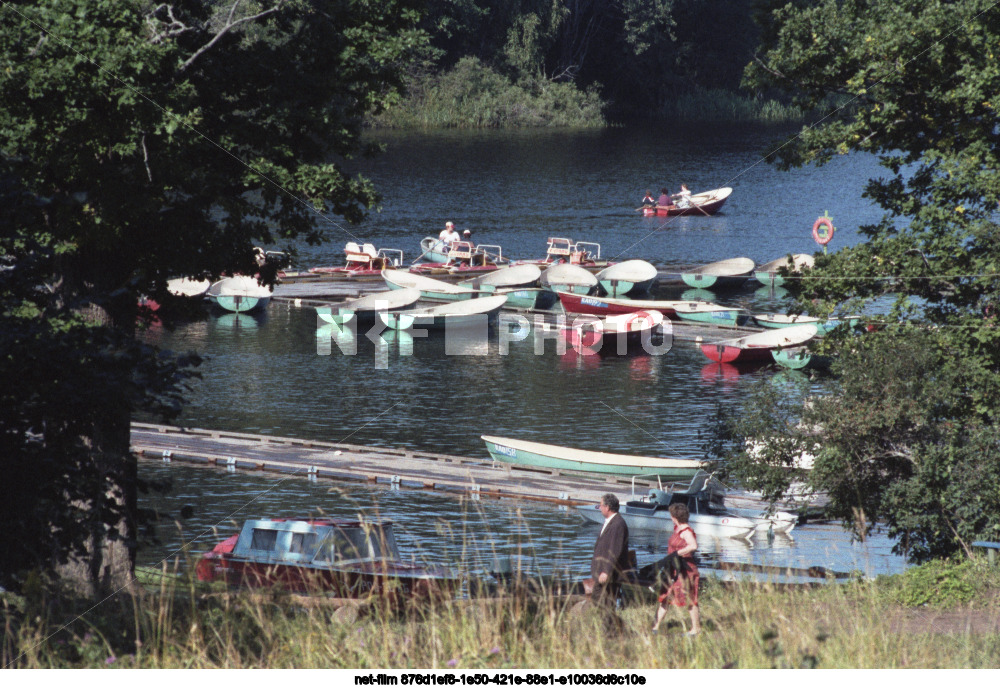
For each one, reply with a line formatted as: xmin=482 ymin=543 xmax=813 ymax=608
xmin=0 ymin=0 xmax=426 ymax=593
xmin=720 ymin=0 xmax=1000 ymax=562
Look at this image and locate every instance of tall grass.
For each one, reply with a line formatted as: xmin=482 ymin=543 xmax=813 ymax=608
xmin=654 ymin=88 xmax=806 ymax=124
xmin=5 ymin=557 xmax=1000 ymax=668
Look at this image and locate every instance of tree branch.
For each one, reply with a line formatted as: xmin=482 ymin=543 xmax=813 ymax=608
xmin=178 ymin=1 xmax=288 ymax=73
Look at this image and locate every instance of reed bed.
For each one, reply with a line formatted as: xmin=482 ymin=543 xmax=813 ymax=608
xmin=4 ymin=557 xmax=1000 ymax=669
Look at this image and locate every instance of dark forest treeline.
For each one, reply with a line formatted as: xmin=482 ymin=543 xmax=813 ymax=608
xmin=370 ymin=0 xmax=803 ymax=127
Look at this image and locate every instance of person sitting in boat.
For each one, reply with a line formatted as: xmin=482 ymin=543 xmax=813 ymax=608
xmin=462 ymin=229 xmax=472 ymax=242
xmin=656 ymin=187 xmax=671 ymax=207
xmin=672 ymin=184 xmax=692 ymax=208
xmin=437 ymin=221 xmax=461 ymax=252
xmin=651 ymin=502 xmax=700 ymax=636
xmin=641 ymin=190 xmax=656 ymax=207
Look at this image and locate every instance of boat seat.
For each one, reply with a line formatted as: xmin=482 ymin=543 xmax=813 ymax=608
xmin=362 ymin=243 xmax=378 ymax=257
xmin=345 ymin=241 xmax=361 ymax=254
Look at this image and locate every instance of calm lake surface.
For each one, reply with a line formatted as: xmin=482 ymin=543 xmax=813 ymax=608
xmin=140 ymin=125 xmax=907 ymax=580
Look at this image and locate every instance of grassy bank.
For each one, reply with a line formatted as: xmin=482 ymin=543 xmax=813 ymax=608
xmin=651 ymin=87 xmax=806 ymax=124
xmin=4 ymin=557 xmax=1000 ymax=668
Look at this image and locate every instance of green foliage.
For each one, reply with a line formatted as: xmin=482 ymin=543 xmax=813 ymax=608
xmin=722 ymin=0 xmax=1000 ymax=562
xmin=0 ymin=0 xmax=426 ymax=593
xmin=883 ymin=558 xmax=1000 ymax=607
xmin=369 ymin=57 xmax=606 ymax=128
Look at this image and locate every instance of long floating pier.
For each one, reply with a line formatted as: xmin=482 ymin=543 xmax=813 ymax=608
xmin=132 ymin=423 xmax=792 ymax=512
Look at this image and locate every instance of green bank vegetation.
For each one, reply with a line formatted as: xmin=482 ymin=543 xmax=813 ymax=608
xmin=3 ymin=557 xmax=1000 ymax=668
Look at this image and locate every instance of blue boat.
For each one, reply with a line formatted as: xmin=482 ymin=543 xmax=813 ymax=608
xmin=680 ymin=257 xmax=755 ymax=290
xmin=595 ymin=260 xmax=658 ymax=297
xmin=207 ymin=276 xmax=272 ymax=313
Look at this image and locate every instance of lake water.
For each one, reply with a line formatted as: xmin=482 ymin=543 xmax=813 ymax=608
xmin=139 ymin=125 xmax=907 ymax=580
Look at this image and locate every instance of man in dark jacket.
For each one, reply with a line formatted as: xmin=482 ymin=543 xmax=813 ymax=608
xmin=591 ymin=493 xmax=630 ymax=607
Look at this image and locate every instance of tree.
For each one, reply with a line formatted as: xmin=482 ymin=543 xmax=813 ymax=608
xmin=0 ymin=0 xmax=426 ymax=594
xmin=720 ymin=0 xmax=1000 ymax=561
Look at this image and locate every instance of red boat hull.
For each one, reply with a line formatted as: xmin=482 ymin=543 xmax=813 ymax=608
xmin=700 ymin=342 xmax=777 ymax=364
xmin=557 ymin=292 xmax=678 ymax=318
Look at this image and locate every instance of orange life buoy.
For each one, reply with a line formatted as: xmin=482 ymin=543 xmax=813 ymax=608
xmin=812 ymin=216 xmax=835 ymax=245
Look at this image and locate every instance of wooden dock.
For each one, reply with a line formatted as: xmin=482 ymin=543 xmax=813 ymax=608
xmin=133 ymin=423 xmax=710 ymax=508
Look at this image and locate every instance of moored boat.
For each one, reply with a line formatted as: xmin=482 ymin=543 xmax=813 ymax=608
xmin=410 ymin=241 xmax=506 ymax=275
xmin=556 ymin=291 xmax=685 ymax=319
xmin=673 ymin=301 xmax=747 ymax=328
xmin=539 ymin=263 xmax=599 ymax=294
xmin=753 ymin=253 xmax=815 ymax=287
xmin=167 ymin=277 xmax=212 ymax=298
xmin=315 ymin=288 xmax=421 ymax=327
xmin=380 ymin=294 xmax=508 ymax=330
xmin=680 ymin=257 xmax=755 ymax=290
xmin=642 ymin=187 xmax=732 ymax=216
xmin=753 ymin=313 xmax=860 ymax=337
xmin=596 ymin=260 xmax=658 ymax=297
xmin=701 ymin=324 xmax=818 ymax=364
xmin=195 ymin=517 xmax=458 ymax=598
xmin=516 ymin=238 xmax=607 ymax=268
xmin=481 ymin=435 xmax=706 ymax=480
xmin=458 ymin=263 xmax=541 ymax=291
xmin=207 ymin=276 xmax=272 ymax=313
xmin=382 ymin=269 xmax=481 ymax=302
xmin=496 ymin=287 xmax=558 ymax=310
xmin=562 ymin=310 xmax=667 ymax=355
xmin=309 ymin=242 xmax=404 ymax=277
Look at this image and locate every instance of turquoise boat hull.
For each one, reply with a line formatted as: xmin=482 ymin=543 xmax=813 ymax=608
xmin=772 ymin=347 xmax=812 ymax=370
xmin=211 ymin=294 xmax=269 ymax=313
xmin=675 ymin=308 xmax=742 ymax=328
xmin=599 ymin=277 xmax=654 ymax=298
xmin=499 ymin=288 xmax=557 ymax=310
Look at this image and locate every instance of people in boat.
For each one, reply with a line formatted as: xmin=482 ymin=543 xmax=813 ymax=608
xmin=656 ymin=187 xmax=671 ymax=207
xmin=641 ymin=190 xmax=656 ymax=207
xmin=462 ymin=229 xmax=472 ymax=242
xmin=437 ymin=221 xmax=461 ymax=252
xmin=672 ymin=184 xmax=692 ymax=208
xmin=651 ymin=502 xmax=701 ymax=636
xmin=590 ymin=493 xmax=630 ymax=609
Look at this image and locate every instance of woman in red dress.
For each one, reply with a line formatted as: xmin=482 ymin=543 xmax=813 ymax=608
xmin=651 ymin=503 xmax=701 ymax=635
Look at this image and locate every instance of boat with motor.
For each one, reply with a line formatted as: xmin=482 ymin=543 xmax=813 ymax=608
xmin=195 ymin=517 xmax=459 ymax=599
xmin=575 ymin=471 xmax=795 ymax=538
xmin=481 ymin=435 xmax=706 ymax=480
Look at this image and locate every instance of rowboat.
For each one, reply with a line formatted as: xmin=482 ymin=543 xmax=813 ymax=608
xmin=539 ymin=263 xmax=599 ymax=294
xmin=576 ymin=473 xmax=759 ymax=540
xmin=309 ymin=242 xmax=404 ymax=277
xmin=315 ymin=288 xmax=421 ymax=327
xmin=596 ymin=260 xmax=658 ymax=297
xmin=207 ymin=276 xmax=272 ymax=313
xmin=556 ymin=291 xmax=686 ymax=319
xmin=673 ymin=301 xmax=747 ymax=328
xmin=458 ymin=263 xmax=541 ymax=291
xmin=382 ymin=270 xmax=481 ymax=302
xmin=195 ymin=518 xmax=458 ymax=598
xmin=418 ymin=236 xmax=452 ymax=264
xmin=410 ymin=240 xmax=506 ymax=275
xmin=680 ymin=257 xmax=755 ymax=290
xmin=481 ymin=435 xmax=706 ymax=480
xmin=771 ymin=347 xmax=813 ymax=370
xmin=167 ymin=277 xmax=212 ymax=298
xmin=496 ymin=287 xmax=558 ymax=310
xmin=641 ymin=187 xmax=732 ymax=216
xmin=753 ymin=313 xmax=860 ymax=337
xmin=380 ymin=294 xmax=508 ymax=330
xmin=516 ymin=238 xmax=607 ymax=268
xmin=753 ymin=253 xmax=815 ymax=287
xmin=562 ymin=310 xmax=666 ymax=356
xmin=701 ymin=324 xmax=818 ymax=364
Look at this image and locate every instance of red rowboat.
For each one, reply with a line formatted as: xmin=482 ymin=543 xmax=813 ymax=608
xmin=700 ymin=324 xmax=818 ymax=364
xmin=641 ymin=187 xmax=732 ymax=217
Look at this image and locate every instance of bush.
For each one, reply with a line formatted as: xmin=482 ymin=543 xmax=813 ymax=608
xmin=885 ymin=557 xmax=1000 ymax=607
xmin=368 ymin=57 xmax=606 ymax=129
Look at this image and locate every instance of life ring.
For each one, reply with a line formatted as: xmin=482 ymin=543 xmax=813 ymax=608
xmin=812 ymin=216 xmax=835 ymax=245
xmin=624 ymin=310 xmax=652 ymax=331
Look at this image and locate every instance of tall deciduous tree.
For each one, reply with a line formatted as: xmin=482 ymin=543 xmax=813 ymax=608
xmin=720 ymin=0 xmax=1000 ymax=561
xmin=0 ymin=0 xmax=425 ymax=594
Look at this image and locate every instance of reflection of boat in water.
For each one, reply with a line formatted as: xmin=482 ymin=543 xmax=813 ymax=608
xmin=577 ymin=471 xmax=793 ymax=540
xmin=215 ymin=313 xmax=260 ymax=330
xmin=315 ymin=288 xmax=421 ymax=327
xmin=196 ymin=518 xmax=458 ymax=599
